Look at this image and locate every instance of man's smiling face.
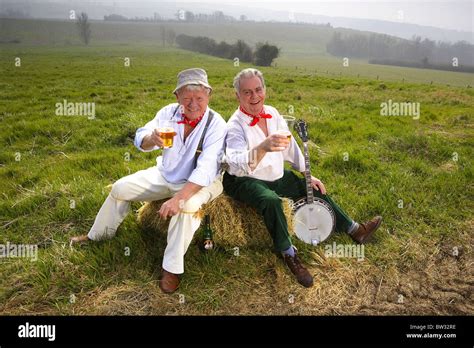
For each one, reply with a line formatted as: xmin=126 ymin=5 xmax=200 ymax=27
xmin=176 ymin=86 xmax=209 ymax=119
xmin=237 ymin=76 xmax=266 ymax=115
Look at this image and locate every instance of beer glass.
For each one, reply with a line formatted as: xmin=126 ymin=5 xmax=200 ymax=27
xmin=158 ymin=119 xmax=176 ymax=148
xmin=276 ymin=115 xmax=295 ymax=140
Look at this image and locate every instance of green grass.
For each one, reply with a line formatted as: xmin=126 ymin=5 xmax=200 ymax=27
xmin=0 ymin=44 xmax=473 ymax=315
xmin=2 ymin=18 xmax=473 ymax=87
xmin=277 ymin=55 xmax=474 ymax=87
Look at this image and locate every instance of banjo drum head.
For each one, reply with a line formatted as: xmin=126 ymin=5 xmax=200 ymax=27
xmin=293 ymin=198 xmax=335 ymax=245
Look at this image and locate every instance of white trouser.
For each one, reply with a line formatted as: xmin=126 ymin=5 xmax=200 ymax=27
xmin=87 ymin=166 xmax=223 ymax=274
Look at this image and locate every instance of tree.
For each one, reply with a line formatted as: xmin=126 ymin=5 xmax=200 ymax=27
xmin=215 ymin=41 xmax=232 ymax=58
xmin=254 ymin=42 xmax=280 ymax=66
xmin=422 ymin=56 xmax=429 ymax=67
xmin=166 ymin=29 xmax=176 ymax=46
xmin=160 ymin=26 xmax=166 ymax=47
xmin=104 ymin=14 xmax=128 ymax=21
xmin=76 ymin=12 xmax=91 ymax=45
xmin=185 ymin=11 xmax=195 ymax=22
xmin=231 ymin=40 xmax=253 ymax=62
xmin=212 ymin=11 xmax=225 ymax=22
xmin=326 ymin=32 xmax=344 ymax=56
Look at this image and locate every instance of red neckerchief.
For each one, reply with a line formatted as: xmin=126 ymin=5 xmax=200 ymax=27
xmin=177 ymin=111 xmax=205 ymax=127
xmin=239 ymin=106 xmax=272 ymax=127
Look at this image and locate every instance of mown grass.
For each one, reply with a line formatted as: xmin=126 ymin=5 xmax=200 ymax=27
xmin=0 ymin=44 xmax=473 ymax=315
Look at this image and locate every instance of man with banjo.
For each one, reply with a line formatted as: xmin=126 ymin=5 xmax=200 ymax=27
xmin=224 ymin=68 xmax=382 ymax=288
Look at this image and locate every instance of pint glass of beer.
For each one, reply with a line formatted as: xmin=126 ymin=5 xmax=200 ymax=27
xmin=158 ymin=119 xmax=176 ymax=148
xmin=276 ymin=115 xmax=296 ymax=140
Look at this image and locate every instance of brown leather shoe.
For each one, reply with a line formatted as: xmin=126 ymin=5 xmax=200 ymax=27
xmin=159 ymin=269 xmax=180 ymax=294
xmin=283 ymin=252 xmax=314 ymax=288
xmin=350 ymin=216 xmax=382 ymax=244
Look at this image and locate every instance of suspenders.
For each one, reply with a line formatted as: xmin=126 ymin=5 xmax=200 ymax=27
xmin=194 ymin=110 xmax=214 ymax=168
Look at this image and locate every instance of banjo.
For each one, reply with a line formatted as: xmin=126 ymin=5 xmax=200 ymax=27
xmin=293 ymin=119 xmax=335 ymax=246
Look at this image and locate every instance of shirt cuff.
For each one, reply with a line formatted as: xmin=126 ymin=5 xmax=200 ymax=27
xmin=228 ymin=150 xmax=257 ymax=176
xmin=134 ymin=130 xmax=158 ymax=152
xmin=188 ymin=169 xmax=215 ymax=187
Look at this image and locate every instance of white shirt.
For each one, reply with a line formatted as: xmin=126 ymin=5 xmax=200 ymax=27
xmin=225 ymin=105 xmax=305 ymax=181
xmin=134 ymin=103 xmax=227 ymax=187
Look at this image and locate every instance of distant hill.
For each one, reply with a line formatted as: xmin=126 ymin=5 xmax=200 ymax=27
xmin=1 ymin=0 xmax=472 ymax=44
xmin=297 ymin=14 xmax=474 ymax=45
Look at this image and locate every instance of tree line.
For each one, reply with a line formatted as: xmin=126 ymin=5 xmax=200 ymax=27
xmin=174 ymin=10 xmax=239 ymax=23
xmin=175 ymin=34 xmax=280 ymax=66
xmin=103 ymin=10 xmax=244 ymax=23
xmin=327 ymin=32 xmax=474 ymax=73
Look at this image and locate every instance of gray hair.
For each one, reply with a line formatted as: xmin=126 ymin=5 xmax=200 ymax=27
xmin=233 ymin=68 xmax=266 ymax=94
xmin=176 ymin=84 xmax=211 ymax=96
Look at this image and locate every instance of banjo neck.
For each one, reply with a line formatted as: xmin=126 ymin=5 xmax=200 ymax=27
xmin=293 ymin=118 xmax=336 ymax=246
xmin=303 ymin=142 xmax=314 ymax=204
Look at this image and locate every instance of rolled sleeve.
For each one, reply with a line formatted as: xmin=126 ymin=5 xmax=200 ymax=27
xmin=133 ymin=106 xmax=173 ymax=152
xmin=284 ymin=137 xmax=305 ymax=172
xmin=187 ymin=118 xmax=227 ymax=187
xmin=134 ymin=127 xmax=158 ymax=152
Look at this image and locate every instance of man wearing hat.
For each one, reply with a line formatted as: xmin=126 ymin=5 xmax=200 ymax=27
xmin=70 ymin=68 xmax=226 ymax=294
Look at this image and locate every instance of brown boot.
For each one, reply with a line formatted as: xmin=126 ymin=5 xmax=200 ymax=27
xmin=350 ymin=216 xmax=382 ymax=244
xmin=159 ymin=269 xmax=180 ymax=294
xmin=283 ymin=251 xmax=314 ymax=288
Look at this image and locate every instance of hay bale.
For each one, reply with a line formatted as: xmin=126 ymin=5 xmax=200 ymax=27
xmin=136 ymin=194 xmax=295 ymax=248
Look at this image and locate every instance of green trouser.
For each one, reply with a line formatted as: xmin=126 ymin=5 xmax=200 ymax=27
xmin=223 ymin=170 xmax=354 ymax=252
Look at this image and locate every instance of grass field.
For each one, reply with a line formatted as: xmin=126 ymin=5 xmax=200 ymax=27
xmin=0 ymin=41 xmax=473 ymax=315
xmin=2 ymin=18 xmax=474 ymax=87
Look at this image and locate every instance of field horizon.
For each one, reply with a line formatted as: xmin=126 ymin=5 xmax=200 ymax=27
xmin=1 ymin=17 xmax=473 ymax=87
